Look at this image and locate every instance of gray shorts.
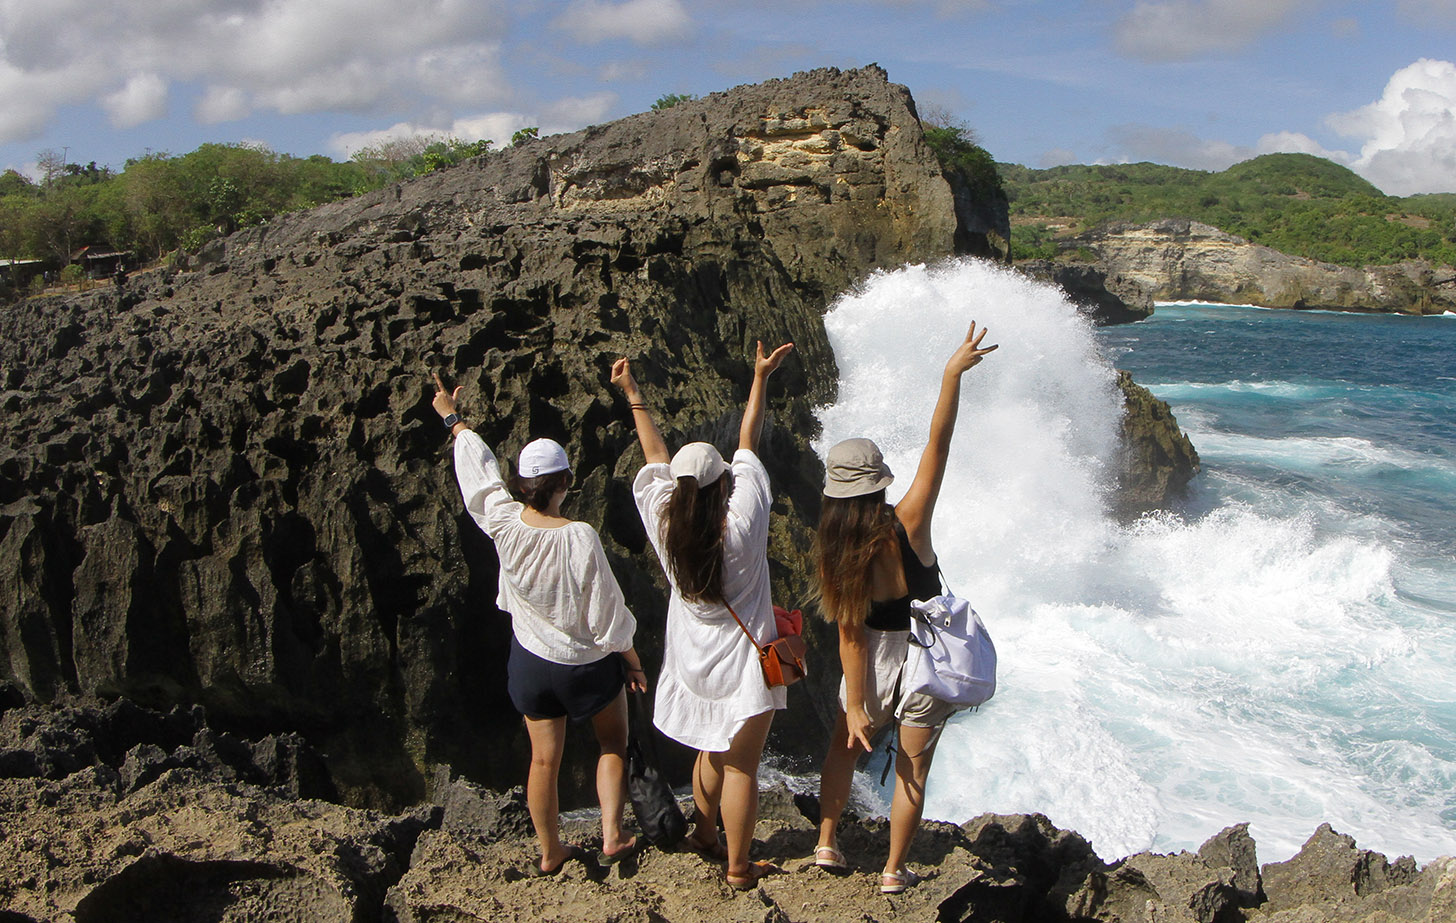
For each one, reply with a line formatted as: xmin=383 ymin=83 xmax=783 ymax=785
xmin=837 ymin=627 xmax=960 ymax=731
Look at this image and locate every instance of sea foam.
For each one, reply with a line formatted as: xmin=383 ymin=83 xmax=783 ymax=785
xmin=815 ymin=260 xmax=1456 ymax=863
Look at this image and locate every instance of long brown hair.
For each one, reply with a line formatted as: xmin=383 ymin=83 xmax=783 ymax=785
xmin=814 ymin=490 xmax=897 ymax=626
xmin=662 ymin=474 xmax=732 ymax=603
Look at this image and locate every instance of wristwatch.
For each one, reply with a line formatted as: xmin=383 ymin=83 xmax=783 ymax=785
xmin=442 ymin=413 xmax=461 ymax=429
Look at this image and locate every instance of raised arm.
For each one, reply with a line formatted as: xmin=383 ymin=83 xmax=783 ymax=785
xmin=738 ymin=340 xmax=794 ymax=454
xmin=432 ymin=372 xmax=470 ymax=438
xmin=895 ymin=322 xmax=997 ymax=553
xmin=610 ymin=358 xmax=670 ymax=465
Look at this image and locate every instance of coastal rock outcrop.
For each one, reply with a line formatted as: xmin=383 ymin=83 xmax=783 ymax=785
xmin=1016 ymin=259 xmax=1154 ymax=326
xmin=4 ymin=708 xmax=1449 ymax=923
xmin=0 ymin=65 xmax=1196 ymax=809
xmin=1071 ymin=218 xmax=1456 ymax=315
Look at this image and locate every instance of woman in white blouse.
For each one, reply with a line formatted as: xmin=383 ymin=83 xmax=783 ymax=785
xmin=433 ymin=374 xmax=647 ymax=876
xmin=609 ymin=341 xmax=792 ymax=891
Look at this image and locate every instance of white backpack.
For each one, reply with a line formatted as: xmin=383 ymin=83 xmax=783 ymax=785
xmin=904 ymin=591 xmax=997 ymax=708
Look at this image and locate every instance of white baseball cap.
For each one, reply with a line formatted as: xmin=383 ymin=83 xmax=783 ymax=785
xmin=669 ymin=442 xmax=728 ymax=484
xmin=517 ymin=438 xmax=571 ymax=477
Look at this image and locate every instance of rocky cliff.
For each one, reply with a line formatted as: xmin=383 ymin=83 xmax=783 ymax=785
xmin=1072 ymin=219 xmax=1456 ymax=314
xmin=0 ymin=65 xmax=1196 ymax=809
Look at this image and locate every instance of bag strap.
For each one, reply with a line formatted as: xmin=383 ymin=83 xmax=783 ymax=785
xmin=724 ymin=600 xmax=764 ymax=650
xmin=629 ymin=688 xmax=662 ymax=764
xmin=936 ymin=562 xmax=955 ymax=598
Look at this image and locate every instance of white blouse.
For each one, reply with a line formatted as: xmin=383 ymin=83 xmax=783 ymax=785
xmin=453 ymin=429 xmax=636 ymax=665
xmin=633 ymin=449 xmax=786 ymax=751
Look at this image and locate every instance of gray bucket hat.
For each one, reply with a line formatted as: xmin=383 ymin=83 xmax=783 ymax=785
xmin=823 ymin=437 xmax=894 ymax=498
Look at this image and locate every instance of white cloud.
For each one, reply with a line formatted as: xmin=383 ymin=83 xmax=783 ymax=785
xmin=328 ymin=89 xmax=619 ymax=159
xmin=552 ymin=0 xmax=693 ymax=45
xmin=1105 ymin=123 xmax=1254 ymax=171
xmin=101 ymin=73 xmax=169 ymax=128
xmin=1253 ymin=130 xmax=1349 ymax=161
xmin=196 ymin=86 xmax=251 ymax=124
xmin=329 ymin=112 xmax=529 ymax=158
xmin=1113 ymin=0 xmax=1316 ymax=62
xmin=539 ymin=92 xmax=618 ymax=131
xmin=0 ymin=0 xmax=512 ymax=142
xmin=1327 ymin=58 xmax=1456 ymax=195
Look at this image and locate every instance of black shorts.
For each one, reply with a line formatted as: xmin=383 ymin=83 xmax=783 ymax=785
xmin=507 ymin=636 xmax=625 ymax=721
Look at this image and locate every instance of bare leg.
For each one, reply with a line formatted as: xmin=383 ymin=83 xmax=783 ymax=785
xmin=687 ymin=749 xmax=725 ymax=855
xmin=883 ymin=723 xmax=941 ymax=877
xmin=712 ymin=710 xmax=774 ymax=880
xmin=590 ymin=689 xmax=634 ymax=857
xmin=816 ymin=710 xmax=860 ymax=854
xmin=523 ymin=714 xmax=571 ymax=871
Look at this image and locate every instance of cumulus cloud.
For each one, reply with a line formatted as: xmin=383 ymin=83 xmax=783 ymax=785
xmin=101 ymin=73 xmax=168 ymax=128
xmin=330 ymin=113 xmax=530 ymax=158
xmin=196 ymin=86 xmax=251 ymax=125
xmin=1253 ymin=130 xmax=1349 ymax=161
xmin=0 ymin=0 xmax=511 ymax=143
xmin=329 ymin=89 xmax=620 ymax=159
xmin=1113 ymin=0 xmax=1316 ymax=62
xmin=552 ymin=0 xmax=693 ymax=45
xmin=1105 ymin=124 xmax=1255 ymax=171
xmin=1327 ymin=58 xmax=1456 ymax=195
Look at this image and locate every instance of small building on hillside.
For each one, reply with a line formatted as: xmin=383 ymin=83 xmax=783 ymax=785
xmin=1 ymin=258 xmax=50 ymax=296
xmin=70 ymin=246 xmax=135 ymax=279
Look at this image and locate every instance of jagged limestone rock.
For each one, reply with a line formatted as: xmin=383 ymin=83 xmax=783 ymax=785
xmin=0 ymin=65 xmax=1193 ymax=807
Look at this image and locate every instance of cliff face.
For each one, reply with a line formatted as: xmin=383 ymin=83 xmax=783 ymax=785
xmin=0 ymin=66 xmax=1191 ymax=807
xmin=1075 ymin=218 xmax=1456 ymax=314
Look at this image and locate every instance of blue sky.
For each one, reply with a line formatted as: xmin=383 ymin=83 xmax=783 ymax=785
xmin=2 ymin=0 xmax=1454 ymax=195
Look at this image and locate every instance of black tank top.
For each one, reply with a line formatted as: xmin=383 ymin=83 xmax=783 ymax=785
xmin=864 ymin=518 xmax=941 ymax=631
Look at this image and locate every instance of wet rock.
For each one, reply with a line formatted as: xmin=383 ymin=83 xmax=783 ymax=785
xmin=1114 ymin=370 xmax=1201 ymax=519
xmin=1017 ymin=259 xmax=1154 ymax=325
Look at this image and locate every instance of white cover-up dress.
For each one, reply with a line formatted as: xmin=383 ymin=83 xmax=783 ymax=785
xmin=453 ymin=429 xmax=636 ymax=665
xmin=633 ymin=449 xmax=786 ymax=751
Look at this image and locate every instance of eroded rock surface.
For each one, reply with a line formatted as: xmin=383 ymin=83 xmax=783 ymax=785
xmin=0 ymin=65 xmax=1194 ymax=808
xmin=6 ymin=743 xmax=1451 ymax=923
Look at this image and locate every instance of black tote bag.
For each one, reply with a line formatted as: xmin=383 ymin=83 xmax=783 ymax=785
xmin=627 ymin=690 xmax=687 ymax=847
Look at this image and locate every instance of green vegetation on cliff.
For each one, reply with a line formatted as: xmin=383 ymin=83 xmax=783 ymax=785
xmin=1002 ymin=153 xmax=1456 ymax=268
xmin=0 ymin=136 xmax=516 ymax=284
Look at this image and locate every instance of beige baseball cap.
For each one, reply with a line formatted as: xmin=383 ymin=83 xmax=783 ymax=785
xmin=670 ymin=442 xmax=728 ymax=484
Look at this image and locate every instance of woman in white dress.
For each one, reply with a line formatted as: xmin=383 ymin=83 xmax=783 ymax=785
xmin=433 ymin=374 xmax=647 ymax=876
xmin=610 ymin=341 xmax=793 ymax=890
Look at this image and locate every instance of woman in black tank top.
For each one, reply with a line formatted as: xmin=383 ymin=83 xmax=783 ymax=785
xmin=811 ymin=322 xmax=997 ymax=894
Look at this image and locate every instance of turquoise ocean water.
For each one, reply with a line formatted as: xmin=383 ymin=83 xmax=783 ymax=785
xmin=809 ymin=263 xmax=1456 ymax=863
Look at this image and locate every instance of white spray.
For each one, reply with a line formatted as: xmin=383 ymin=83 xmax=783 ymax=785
xmin=814 ymin=260 xmax=1456 ymax=862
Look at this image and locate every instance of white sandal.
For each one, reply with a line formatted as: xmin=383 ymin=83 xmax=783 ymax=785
xmin=813 ymin=845 xmax=848 ymax=870
xmin=880 ymin=866 xmax=921 ymax=894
